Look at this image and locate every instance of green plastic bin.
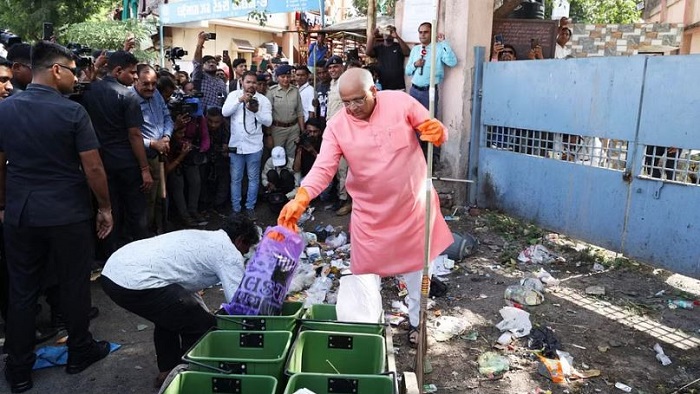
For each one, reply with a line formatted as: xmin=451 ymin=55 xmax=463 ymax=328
xmin=283 ymin=373 xmax=394 ymax=394
xmin=162 ymin=371 xmax=277 ymax=394
xmin=184 ymin=330 xmax=292 ymax=380
xmin=300 ymin=304 xmax=385 ymax=335
xmin=285 ymin=331 xmax=386 ymax=375
xmin=216 ymin=302 xmax=303 ymax=331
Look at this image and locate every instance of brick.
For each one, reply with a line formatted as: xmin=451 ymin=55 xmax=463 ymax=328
xmin=617 ymin=39 xmax=628 ymax=46
xmin=619 ymin=24 xmax=635 ymax=32
xmin=662 ymin=34 xmax=678 ymax=46
xmin=611 ymin=31 xmax=623 ymax=38
xmin=589 ymin=30 xmax=603 ymax=38
xmin=651 ymin=39 xmax=663 ymax=45
xmin=627 ymin=35 xmax=640 ymax=45
xmin=645 ymin=31 xmax=658 ymax=38
xmin=573 ymin=24 xmax=586 ymax=35
xmin=585 ymin=24 xmax=596 ymax=31
xmin=642 ymin=40 xmax=652 ymax=46
xmin=655 ymin=23 xmax=671 ymax=32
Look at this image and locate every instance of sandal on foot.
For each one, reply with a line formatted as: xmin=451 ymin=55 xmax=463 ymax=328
xmin=407 ymin=325 xmax=419 ymax=348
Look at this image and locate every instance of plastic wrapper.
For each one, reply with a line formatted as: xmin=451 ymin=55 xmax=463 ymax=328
xmin=477 ymin=352 xmax=510 ymax=376
xmin=222 ymin=225 xmax=304 ymax=316
xmin=336 ymin=274 xmax=383 ymax=323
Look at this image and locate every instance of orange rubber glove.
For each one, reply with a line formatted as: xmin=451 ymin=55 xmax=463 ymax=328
xmin=277 ymin=186 xmax=310 ymax=232
xmin=416 ymin=118 xmax=446 ymax=147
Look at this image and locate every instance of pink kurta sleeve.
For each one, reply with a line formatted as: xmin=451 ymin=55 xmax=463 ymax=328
xmin=299 ymin=122 xmax=343 ymax=198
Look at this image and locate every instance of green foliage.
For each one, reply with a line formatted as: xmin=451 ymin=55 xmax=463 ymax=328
xmin=352 ymin=0 xmax=398 ymax=16
xmin=0 ymin=0 xmax=114 ymax=42
xmin=544 ymin=0 xmax=642 ymax=24
xmin=61 ymin=19 xmax=157 ymax=62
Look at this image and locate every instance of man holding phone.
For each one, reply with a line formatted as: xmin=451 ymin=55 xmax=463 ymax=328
xmin=192 ymin=31 xmax=227 ymax=108
xmin=528 ymin=38 xmax=544 ymax=60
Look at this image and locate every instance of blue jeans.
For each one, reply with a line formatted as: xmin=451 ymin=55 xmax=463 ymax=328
xmin=230 ymin=149 xmax=263 ymax=212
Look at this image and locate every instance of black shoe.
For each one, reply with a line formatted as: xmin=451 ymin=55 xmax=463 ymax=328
xmin=65 ymin=340 xmax=110 ymax=374
xmin=35 ymin=327 xmax=59 ymax=345
xmin=4 ymin=368 xmax=33 ymax=393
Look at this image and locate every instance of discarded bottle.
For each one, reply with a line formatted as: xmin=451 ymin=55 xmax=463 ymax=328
xmin=505 ymin=285 xmax=544 ymax=306
xmin=668 ymin=300 xmax=694 ymax=310
xmin=520 ymin=277 xmax=544 ymax=292
xmin=615 ymin=382 xmax=632 ymax=392
xmin=653 ymin=343 xmax=672 ymax=366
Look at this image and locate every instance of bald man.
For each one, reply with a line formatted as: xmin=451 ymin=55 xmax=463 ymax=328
xmin=278 ymin=68 xmax=453 ymax=347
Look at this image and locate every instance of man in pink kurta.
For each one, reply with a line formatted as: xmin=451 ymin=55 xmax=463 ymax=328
xmin=279 ymin=68 xmax=453 ymax=344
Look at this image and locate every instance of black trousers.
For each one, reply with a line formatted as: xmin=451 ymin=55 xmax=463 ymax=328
xmin=4 ymin=220 xmax=95 ymax=372
xmin=267 ymin=169 xmax=295 ymax=195
xmin=106 ymin=166 xmax=148 ymax=254
xmin=101 ymin=277 xmax=215 ymax=372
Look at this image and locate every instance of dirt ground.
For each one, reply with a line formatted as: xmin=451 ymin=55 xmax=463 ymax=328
xmin=1 ymin=203 xmax=699 ymax=394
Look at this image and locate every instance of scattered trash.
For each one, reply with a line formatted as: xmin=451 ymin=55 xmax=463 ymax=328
xmin=528 ymin=326 xmax=561 ymax=358
xmin=653 ymin=343 xmax=672 ymax=366
xmin=497 ymin=332 xmax=513 ymax=345
xmin=423 ymin=383 xmax=438 ymax=393
xmin=668 ymin=300 xmax=694 ymax=310
xmin=615 ymin=382 xmax=632 ymax=392
xmin=517 ymin=245 xmax=564 ymax=265
xmin=325 ymin=231 xmax=348 ymax=249
xmin=521 ymin=277 xmax=545 ymax=292
xmin=505 ymin=285 xmax=544 ymax=306
xmin=444 ymin=232 xmax=478 ymax=261
xmin=304 ymin=274 xmax=333 ymax=308
xmin=431 ymin=316 xmax=468 ymax=341
xmin=585 ymin=286 xmax=606 ymax=296
xmin=305 ymin=246 xmax=322 ymax=261
xmin=464 ymin=331 xmax=479 ymax=341
xmin=444 ymin=215 xmax=460 ymax=221
xmin=429 ymin=277 xmax=448 ymax=298
xmin=391 ymin=300 xmax=409 ymax=314
xmin=477 ymin=352 xmax=510 ymax=376
xmin=535 ymin=268 xmax=560 ymax=286
xmin=537 ymin=355 xmax=565 ymax=383
xmin=288 ymin=263 xmax=316 ymax=293
xmin=386 ymin=313 xmax=406 ymax=326
xmin=598 ymin=346 xmax=609 ymax=353
xmin=592 ymin=263 xmax=605 ymax=273
xmin=303 ymin=232 xmax=318 ymax=245
xmin=427 ymin=299 xmax=436 ymax=310
xmin=496 ymin=306 xmax=532 ymax=338
xmin=336 ymin=274 xmax=383 ymax=323
xmin=298 ymin=207 xmax=315 ymax=226
xmin=654 ymin=290 xmax=666 ymax=297
xmin=136 ymin=324 xmax=148 ymax=331
xmin=432 ymin=255 xmax=455 ymax=276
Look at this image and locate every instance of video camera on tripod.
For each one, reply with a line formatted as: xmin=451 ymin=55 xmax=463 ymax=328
xmin=66 ymin=43 xmax=94 ymax=69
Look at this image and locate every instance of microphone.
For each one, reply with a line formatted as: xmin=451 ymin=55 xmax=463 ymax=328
xmin=419 ymin=46 xmax=427 ymax=75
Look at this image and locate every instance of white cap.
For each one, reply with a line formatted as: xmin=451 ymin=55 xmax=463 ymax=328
xmin=271 ymin=146 xmax=286 ymax=167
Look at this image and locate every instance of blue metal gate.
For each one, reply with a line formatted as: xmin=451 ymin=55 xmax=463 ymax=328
xmin=474 ymin=54 xmax=700 ymax=278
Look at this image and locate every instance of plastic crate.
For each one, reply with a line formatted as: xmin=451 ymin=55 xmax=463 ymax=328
xmin=285 ymin=331 xmax=386 ymax=375
xmin=161 ymin=371 xmax=277 ymax=394
xmin=283 ymin=373 xmax=394 ymax=394
xmin=184 ymin=330 xmax=292 ymax=380
xmin=300 ymin=304 xmax=385 ymax=335
xmin=216 ymin=302 xmax=303 ymax=331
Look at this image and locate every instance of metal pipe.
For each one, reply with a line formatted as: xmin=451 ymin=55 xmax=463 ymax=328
xmin=432 ymin=177 xmax=474 ymax=183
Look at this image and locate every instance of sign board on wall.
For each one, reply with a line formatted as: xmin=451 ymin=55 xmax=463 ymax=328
xmin=160 ymin=0 xmax=319 ymax=25
xmin=492 ymin=19 xmax=558 ymax=60
xmin=401 ymin=0 xmax=437 ymax=43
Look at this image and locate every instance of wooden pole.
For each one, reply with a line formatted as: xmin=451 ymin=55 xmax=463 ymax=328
xmin=366 ymin=0 xmax=377 ymax=54
xmin=416 ymin=0 xmax=440 ymax=390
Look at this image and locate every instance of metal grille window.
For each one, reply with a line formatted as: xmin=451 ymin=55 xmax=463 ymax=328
xmin=485 ymin=126 xmax=628 ymax=171
xmin=641 ymin=146 xmax=700 ymax=186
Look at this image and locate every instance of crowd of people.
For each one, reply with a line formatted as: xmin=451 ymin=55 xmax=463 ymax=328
xmin=0 ymin=20 xmax=457 ymax=392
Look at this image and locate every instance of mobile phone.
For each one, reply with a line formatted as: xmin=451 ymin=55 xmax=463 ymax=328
xmin=494 ymin=34 xmax=504 ymax=45
xmin=206 ymin=32 xmax=217 ymax=40
xmin=531 ymin=38 xmax=539 ymax=49
xmin=42 ymin=22 xmax=54 ymax=41
xmin=223 ymin=49 xmax=229 ymax=56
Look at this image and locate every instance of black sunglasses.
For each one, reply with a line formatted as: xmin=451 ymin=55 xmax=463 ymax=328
xmin=51 ymin=63 xmax=78 ymax=76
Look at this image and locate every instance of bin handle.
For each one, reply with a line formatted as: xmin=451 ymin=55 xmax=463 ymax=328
xmin=180 ymin=356 xmax=234 ymax=374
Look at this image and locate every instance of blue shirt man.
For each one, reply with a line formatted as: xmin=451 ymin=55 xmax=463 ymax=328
xmin=307 ymin=32 xmax=329 ymax=70
xmin=133 ymin=65 xmax=173 ymax=233
xmin=404 ymin=22 xmax=457 ymax=110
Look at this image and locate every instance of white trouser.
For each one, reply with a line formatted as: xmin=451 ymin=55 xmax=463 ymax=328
xmin=400 ymin=269 xmax=424 ymax=328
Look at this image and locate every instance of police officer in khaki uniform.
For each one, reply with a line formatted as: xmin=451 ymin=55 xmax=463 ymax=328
xmin=266 ymin=64 xmax=305 ymax=158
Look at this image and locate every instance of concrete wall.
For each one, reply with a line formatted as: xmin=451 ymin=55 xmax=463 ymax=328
xmin=644 ymin=0 xmax=700 ymax=53
xmin=395 ymin=0 xmax=495 ymax=207
xmin=569 ymin=23 xmax=684 ymax=57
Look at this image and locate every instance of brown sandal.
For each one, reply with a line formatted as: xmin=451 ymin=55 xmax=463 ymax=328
xmin=407 ymin=325 xmax=419 ymax=348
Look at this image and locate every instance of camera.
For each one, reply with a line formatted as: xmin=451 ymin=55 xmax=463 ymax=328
xmin=297 ymin=133 xmax=312 ymax=147
xmin=66 ymin=43 xmax=94 ymax=69
xmin=205 ymin=33 xmax=217 ymax=40
xmin=248 ymin=96 xmax=259 ymax=107
xmin=169 ymin=92 xmax=204 ymax=117
xmin=0 ymin=29 xmax=21 ymax=48
xmin=167 ymin=47 xmax=188 ymax=60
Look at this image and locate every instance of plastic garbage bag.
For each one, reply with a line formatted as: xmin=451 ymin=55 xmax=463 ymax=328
xmin=288 ymin=263 xmax=317 ymax=294
xmin=495 ymin=306 xmax=532 ymax=337
xmin=303 ymin=274 xmax=333 ymax=308
xmin=477 ymin=352 xmax=510 ymax=376
xmin=336 ymin=274 xmax=383 ymax=323
xmin=325 ymin=231 xmax=348 ymax=249
xmin=430 ymin=316 xmax=468 ymax=341
xmin=222 ymin=225 xmax=304 ymax=316
xmin=518 ymin=245 xmax=564 ymax=264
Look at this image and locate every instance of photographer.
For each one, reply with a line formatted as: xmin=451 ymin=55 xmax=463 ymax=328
xmin=293 ymin=117 xmax=324 ymax=178
xmin=192 ymin=31 xmax=227 ymax=108
xmin=82 ymin=50 xmax=152 ymax=254
xmin=6 ymin=43 xmax=31 ymax=95
xmin=261 ymin=146 xmax=295 ymax=214
xmin=165 ymin=122 xmax=197 ymax=227
xmin=201 ymin=107 xmax=231 ymax=215
xmin=222 ymin=71 xmax=272 ymax=220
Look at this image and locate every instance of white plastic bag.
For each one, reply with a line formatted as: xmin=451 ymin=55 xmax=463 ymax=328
xmin=495 ymin=306 xmax=532 ymax=338
xmin=336 ymin=274 xmax=383 ymax=323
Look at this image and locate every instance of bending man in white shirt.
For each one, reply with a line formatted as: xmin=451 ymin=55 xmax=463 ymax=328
xmin=100 ymin=215 xmax=259 ymax=386
xmin=222 ymin=71 xmax=273 ymax=220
